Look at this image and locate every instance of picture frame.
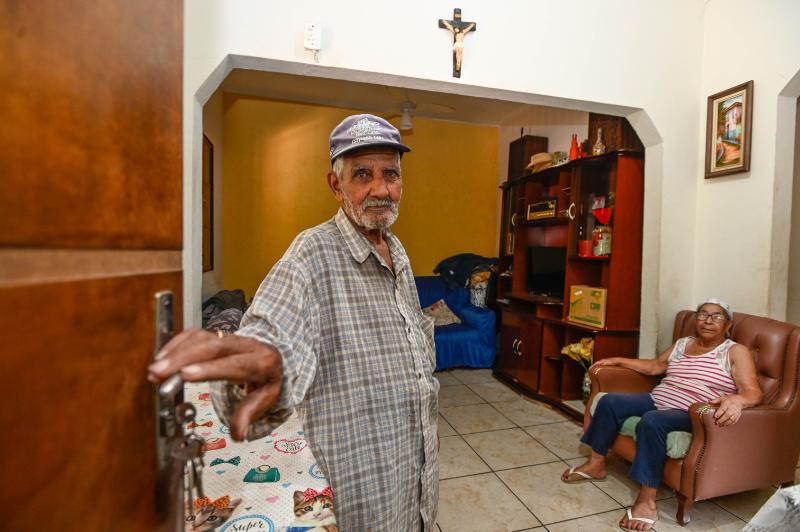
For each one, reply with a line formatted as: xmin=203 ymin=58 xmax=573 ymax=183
xmin=705 ymin=80 xmax=753 ymax=178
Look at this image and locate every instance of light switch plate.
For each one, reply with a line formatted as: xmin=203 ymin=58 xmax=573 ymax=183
xmin=304 ymin=23 xmax=321 ymax=51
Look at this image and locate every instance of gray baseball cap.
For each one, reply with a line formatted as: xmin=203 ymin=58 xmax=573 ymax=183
xmin=329 ymin=114 xmax=411 ymax=161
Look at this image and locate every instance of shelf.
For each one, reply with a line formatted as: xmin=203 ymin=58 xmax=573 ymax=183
xmin=560 ymin=319 xmax=639 ymax=333
xmin=508 ymin=292 xmax=564 ymax=305
xmin=508 ymin=150 xmax=645 ymax=184
xmin=520 ymin=217 xmax=570 ymax=227
xmin=569 ymin=255 xmax=610 ymax=262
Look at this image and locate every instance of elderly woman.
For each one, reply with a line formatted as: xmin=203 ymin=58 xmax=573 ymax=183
xmin=561 ymin=299 xmax=763 ymax=531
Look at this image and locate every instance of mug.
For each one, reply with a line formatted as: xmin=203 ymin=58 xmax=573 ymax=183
xmin=578 ymin=240 xmax=593 ymax=257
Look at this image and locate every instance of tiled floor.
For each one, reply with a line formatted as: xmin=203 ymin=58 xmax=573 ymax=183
xmin=434 ymin=368 xmax=780 ymax=532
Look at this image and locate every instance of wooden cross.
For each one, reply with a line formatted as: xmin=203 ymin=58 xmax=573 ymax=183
xmin=438 ymin=8 xmax=476 ymax=78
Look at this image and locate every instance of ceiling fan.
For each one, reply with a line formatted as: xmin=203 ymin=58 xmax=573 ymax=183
xmin=382 ymin=87 xmax=456 ymax=131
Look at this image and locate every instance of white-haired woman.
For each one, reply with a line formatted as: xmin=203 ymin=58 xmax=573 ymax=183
xmin=561 ymin=299 xmax=763 ymax=531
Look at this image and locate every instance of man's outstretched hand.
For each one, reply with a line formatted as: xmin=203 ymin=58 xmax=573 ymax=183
xmin=147 ymin=329 xmax=283 ymax=441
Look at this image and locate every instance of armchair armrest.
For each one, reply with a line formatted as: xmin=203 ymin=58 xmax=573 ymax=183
xmin=456 ymin=304 xmax=496 ymax=346
xmin=589 ymin=365 xmax=660 ymax=394
xmin=583 ymin=366 xmax=660 ymax=426
xmin=681 ymin=403 xmax=800 ymax=500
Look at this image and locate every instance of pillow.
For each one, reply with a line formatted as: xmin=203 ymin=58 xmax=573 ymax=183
xmin=422 ymin=299 xmax=462 ymax=327
xmin=589 ymin=392 xmax=693 ymax=459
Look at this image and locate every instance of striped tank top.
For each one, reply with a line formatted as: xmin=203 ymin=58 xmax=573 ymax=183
xmin=651 ymin=337 xmax=738 ymax=411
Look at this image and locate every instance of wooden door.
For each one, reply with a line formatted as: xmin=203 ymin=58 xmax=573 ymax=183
xmin=0 ymin=2 xmax=183 ymax=530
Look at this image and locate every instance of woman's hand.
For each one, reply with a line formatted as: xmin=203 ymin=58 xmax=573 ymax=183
xmin=591 ymin=357 xmax=623 ymax=369
xmin=709 ymin=395 xmax=747 ymax=427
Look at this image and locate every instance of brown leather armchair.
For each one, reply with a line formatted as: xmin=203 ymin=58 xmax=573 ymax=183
xmin=584 ymin=310 xmax=800 ymax=525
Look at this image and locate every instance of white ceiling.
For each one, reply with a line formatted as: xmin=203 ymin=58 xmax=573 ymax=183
xmin=219 ymin=69 xmax=587 ymax=127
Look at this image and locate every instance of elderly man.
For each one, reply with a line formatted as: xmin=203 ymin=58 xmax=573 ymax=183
xmin=149 ymin=114 xmax=439 ymax=530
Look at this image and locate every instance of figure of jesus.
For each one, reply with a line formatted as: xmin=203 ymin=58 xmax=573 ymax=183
xmin=440 ymin=19 xmax=476 ymax=76
xmin=438 ymin=9 xmax=477 ymax=78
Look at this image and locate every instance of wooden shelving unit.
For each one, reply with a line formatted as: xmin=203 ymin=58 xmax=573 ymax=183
xmin=493 ymin=145 xmax=644 ymax=420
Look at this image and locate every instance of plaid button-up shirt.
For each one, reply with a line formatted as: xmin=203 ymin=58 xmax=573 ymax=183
xmin=210 ymin=209 xmax=439 ymax=531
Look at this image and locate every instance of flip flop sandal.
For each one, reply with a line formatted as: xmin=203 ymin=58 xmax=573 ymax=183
xmin=560 ymin=465 xmax=607 ymax=484
xmin=619 ymin=508 xmax=657 ymax=532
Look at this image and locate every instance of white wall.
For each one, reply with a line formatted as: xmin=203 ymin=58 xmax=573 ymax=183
xmin=184 ymin=0 xmax=799 ymax=354
xmin=695 ymin=0 xmax=800 ymax=320
xmin=201 ymin=89 xmax=225 ymax=300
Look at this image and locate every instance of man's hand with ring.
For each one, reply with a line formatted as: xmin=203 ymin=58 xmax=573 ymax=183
xmin=709 ymin=395 xmax=744 ymax=427
xmin=147 ymin=328 xmax=283 ymax=441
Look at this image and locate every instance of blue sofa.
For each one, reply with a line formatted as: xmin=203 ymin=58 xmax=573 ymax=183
xmin=414 ymin=276 xmax=496 ymax=370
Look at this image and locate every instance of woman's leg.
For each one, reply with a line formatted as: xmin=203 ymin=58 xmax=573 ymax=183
xmin=563 ymin=393 xmax=656 ymax=482
xmin=630 ymin=409 xmax=691 ymax=487
xmin=620 ymin=409 xmax=692 ymax=530
xmin=580 ymin=393 xmax=656 ymax=455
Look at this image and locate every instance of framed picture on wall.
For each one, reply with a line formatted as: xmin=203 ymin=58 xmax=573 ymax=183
xmin=705 ymin=80 xmax=753 ymax=178
xmin=202 ymin=135 xmax=214 ymax=272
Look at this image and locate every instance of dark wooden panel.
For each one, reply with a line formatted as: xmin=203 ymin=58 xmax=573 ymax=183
xmin=0 ymin=272 xmax=182 ymax=531
xmin=508 ymin=135 xmax=548 ymax=179
xmin=588 ymin=113 xmax=644 ymax=152
xmin=0 ymin=1 xmax=183 ymax=249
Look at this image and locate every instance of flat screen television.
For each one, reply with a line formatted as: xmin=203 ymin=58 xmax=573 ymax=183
xmin=527 ymin=246 xmax=566 ymax=299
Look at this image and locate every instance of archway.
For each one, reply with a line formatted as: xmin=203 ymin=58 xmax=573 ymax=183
xmin=187 ymin=56 xmax=665 ymax=353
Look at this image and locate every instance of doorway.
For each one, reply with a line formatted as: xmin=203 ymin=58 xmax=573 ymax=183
xmin=189 ymin=57 xmax=663 ymax=353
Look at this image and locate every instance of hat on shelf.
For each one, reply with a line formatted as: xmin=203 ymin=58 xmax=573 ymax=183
xmin=525 ymin=152 xmax=553 ymax=173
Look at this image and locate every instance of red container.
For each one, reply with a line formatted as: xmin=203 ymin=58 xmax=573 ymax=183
xmin=578 ymin=240 xmax=594 ymax=257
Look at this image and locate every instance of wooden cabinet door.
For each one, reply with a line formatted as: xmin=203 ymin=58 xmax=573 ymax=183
xmin=517 ymin=319 xmax=543 ymax=392
xmin=497 ymin=310 xmax=542 ymax=393
xmin=0 ymin=2 xmax=183 ymax=530
xmin=497 ymin=312 xmax=525 ymax=384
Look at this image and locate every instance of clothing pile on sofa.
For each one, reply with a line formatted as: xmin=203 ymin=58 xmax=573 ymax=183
xmin=202 ymin=289 xmax=248 ymax=333
xmin=433 ymin=253 xmax=497 ymax=308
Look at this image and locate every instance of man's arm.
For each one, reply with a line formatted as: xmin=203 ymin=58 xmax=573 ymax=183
xmin=149 ymin=259 xmax=317 ymax=441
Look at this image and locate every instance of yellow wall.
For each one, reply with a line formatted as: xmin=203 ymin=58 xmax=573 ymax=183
xmin=222 ymin=94 xmax=499 ymax=298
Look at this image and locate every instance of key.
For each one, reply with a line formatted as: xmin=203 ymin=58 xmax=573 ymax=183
xmin=186 ymin=433 xmax=206 ymax=500
xmin=156 ymin=435 xmax=193 ymax=520
xmin=170 ymin=434 xmax=203 ymax=518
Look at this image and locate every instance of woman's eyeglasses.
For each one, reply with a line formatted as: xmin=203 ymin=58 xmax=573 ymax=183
xmin=696 ymin=311 xmax=727 ymax=322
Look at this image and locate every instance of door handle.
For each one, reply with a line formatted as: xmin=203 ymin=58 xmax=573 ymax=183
xmin=512 ymin=338 xmax=522 ymax=356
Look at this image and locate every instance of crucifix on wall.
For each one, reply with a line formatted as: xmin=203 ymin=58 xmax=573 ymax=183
xmin=438 ymin=8 xmax=476 ymax=78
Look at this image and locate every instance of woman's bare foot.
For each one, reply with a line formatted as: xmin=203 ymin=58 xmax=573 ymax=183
xmin=561 ymin=451 xmax=607 ymax=482
xmin=619 ymin=490 xmax=658 ymax=531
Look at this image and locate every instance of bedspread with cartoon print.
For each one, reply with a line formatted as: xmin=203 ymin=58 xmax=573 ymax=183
xmin=183 ymin=381 xmax=338 ymax=532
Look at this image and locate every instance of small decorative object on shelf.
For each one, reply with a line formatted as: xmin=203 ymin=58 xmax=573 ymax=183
xmin=552 ymin=150 xmax=568 ymax=166
xmin=561 ymin=337 xmax=595 ymax=404
xmin=592 ymin=127 xmax=607 ymax=155
xmin=592 ymin=225 xmax=612 ymax=256
xmin=578 ymin=239 xmax=594 ymax=257
xmin=569 ymin=134 xmax=580 ymax=160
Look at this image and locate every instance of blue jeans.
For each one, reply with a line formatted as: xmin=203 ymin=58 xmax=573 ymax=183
xmin=580 ymin=393 xmax=692 ymax=488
